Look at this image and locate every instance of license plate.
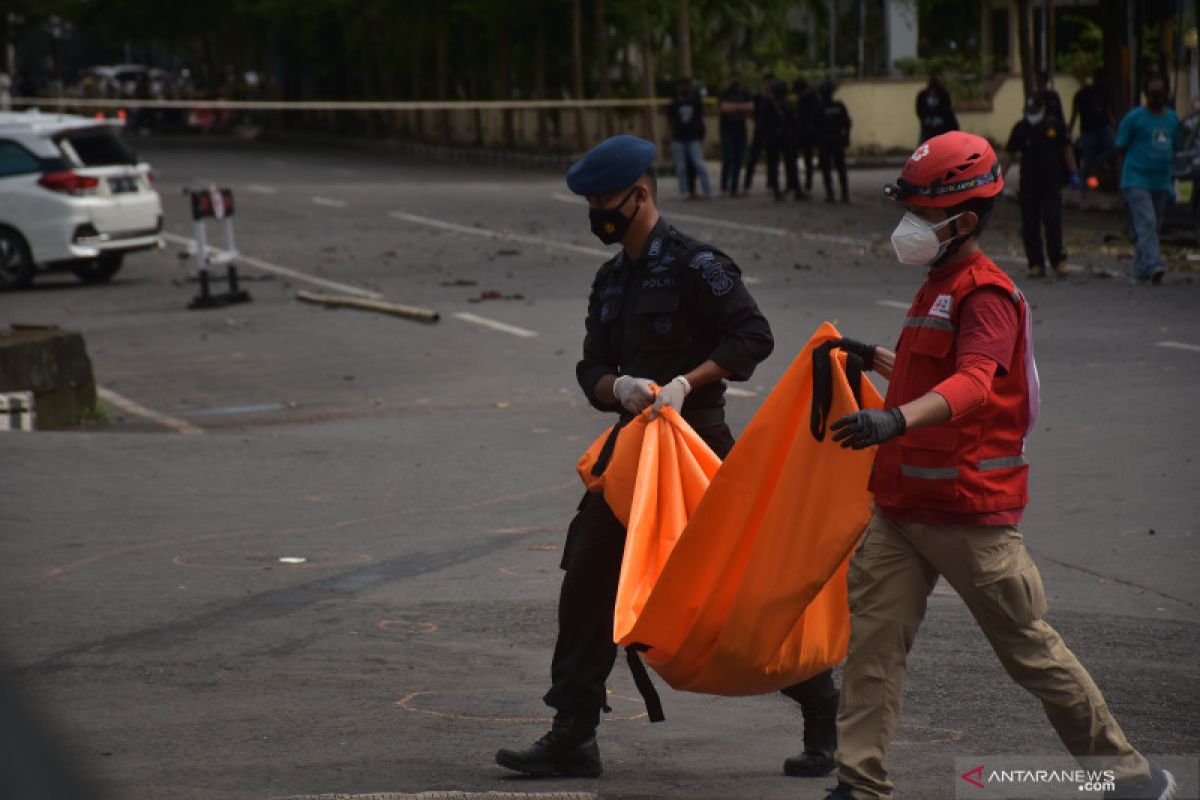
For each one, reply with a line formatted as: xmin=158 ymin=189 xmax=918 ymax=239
xmin=108 ymin=177 xmax=137 ymax=194
xmin=1175 ymin=179 xmax=1193 ymax=205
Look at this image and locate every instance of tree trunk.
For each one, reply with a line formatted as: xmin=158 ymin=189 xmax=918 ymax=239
xmin=436 ymin=8 xmax=450 ymax=143
xmin=595 ymin=0 xmax=615 ymax=137
xmin=535 ymin=7 xmax=548 ymax=149
xmin=677 ymin=0 xmax=692 ymax=78
xmin=572 ymin=0 xmax=587 ymax=150
xmin=638 ymin=0 xmax=659 ymax=148
xmin=498 ymin=25 xmax=515 ymax=148
xmin=1016 ymin=0 xmax=1034 ymax=99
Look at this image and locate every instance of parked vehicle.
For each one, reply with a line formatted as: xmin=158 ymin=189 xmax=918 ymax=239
xmin=0 ymin=111 xmax=163 ymax=290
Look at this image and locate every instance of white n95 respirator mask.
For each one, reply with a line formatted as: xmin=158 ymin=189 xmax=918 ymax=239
xmin=890 ymin=211 xmax=964 ymax=266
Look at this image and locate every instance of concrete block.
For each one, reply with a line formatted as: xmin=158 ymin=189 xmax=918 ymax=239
xmin=0 ymin=326 xmax=97 ymax=430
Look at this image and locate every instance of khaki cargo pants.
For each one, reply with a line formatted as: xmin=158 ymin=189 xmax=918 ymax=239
xmin=835 ymin=513 xmax=1149 ymax=799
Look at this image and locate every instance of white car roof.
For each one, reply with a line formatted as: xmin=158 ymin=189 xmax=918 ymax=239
xmin=0 ymin=110 xmax=124 ymax=137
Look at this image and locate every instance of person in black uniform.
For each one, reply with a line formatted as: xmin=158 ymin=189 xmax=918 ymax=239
xmin=916 ymin=68 xmax=958 ymax=144
xmin=495 ymin=134 xmax=841 ymax=780
xmin=1001 ymin=92 xmax=1081 ymax=279
xmin=764 ymin=79 xmax=805 ymax=201
xmin=794 ymin=78 xmax=821 ymax=194
xmin=743 ymin=71 xmax=775 ymax=193
xmin=816 ymin=80 xmax=851 ymax=204
xmin=719 ymin=72 xmax=754 ymax=196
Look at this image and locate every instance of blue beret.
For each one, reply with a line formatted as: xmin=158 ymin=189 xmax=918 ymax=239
xmin=566 ymin=135 xmax=657 ymax=196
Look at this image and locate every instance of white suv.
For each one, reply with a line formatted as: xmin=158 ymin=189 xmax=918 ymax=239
xmin=0 ymin=111 xmax=164 ymax=290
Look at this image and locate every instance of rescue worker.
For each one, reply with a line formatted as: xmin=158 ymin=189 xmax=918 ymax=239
xmin=820 ymin=130 xmax=1177 ymax=800
xmin=1001 ymin=91 xmax=1081 ymax=279
xmin=494 ymin=134 xmax=840 ymax=780
xmin=816 ymin=80 xmax=851 ymax=204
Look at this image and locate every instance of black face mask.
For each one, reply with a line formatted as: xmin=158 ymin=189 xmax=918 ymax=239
xmin=589 ymin=187 xmax=640 ymax=245
xmin=1148 ymin=90 xmax=1166 ymax=108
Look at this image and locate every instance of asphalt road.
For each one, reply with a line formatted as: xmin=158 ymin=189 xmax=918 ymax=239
xmin=1 ymin=137 xmax=1198 ymax=800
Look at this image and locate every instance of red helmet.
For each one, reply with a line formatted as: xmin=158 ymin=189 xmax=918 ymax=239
xmin=884 ymin=131 xmax=1003 ymax=207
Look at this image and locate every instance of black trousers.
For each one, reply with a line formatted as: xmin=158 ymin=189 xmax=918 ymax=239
xmin=720 ymin=128 xmax=748 ymax=194
xmin=799 ymin=141 xmax=816 ymax=192
xmin=743 ymin=133 xmax=764 ymax=189
xmin=1019 ymin=184 xmax=1065 ymax=267
xmin=819 ymin=142 xmax=849 ymax=201
xmin=765 ymin=134 xmax=801 ymax=196
xmin=543 ymin=421 xmax=835 ymax=718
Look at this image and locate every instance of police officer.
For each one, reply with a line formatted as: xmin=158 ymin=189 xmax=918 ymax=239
xmin=916 ymin=68 xmax=959 ymax=144
xmin=495 ymin=134 xmax=841 ymax=780
xmin=816 ymin=80 xmax=852 ymax=204
xmin=1001 ymin=91 xmax=1080 ymax=279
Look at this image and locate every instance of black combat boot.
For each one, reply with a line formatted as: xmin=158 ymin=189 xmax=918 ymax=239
xmin=495 ymin=713 xmax=602 ymax=777
xmin=783 ymin=688 xmax=838 ymax=777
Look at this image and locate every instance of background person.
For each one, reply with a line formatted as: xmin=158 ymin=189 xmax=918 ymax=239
xmin=915 ymin=68 xmax=958 ymax=143
xmin=719 ymin=72 xmax=754 ymax=197
xmin=667 ymin=78 xmax=711 ymax=199
xmin=816 ymin=80 xmax=852 ymax=203
xmin=1069 ymin=68 xmax=1118 ymax=189
xmin=1001 ymin=91 xmax=1080 ymax=279
xmin=1116 ymin=73 xmax=1179 ymax=284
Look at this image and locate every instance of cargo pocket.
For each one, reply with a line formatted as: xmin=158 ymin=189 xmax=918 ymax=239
xmin=635 ymin=292 xmax=687 ymax=350
xmin=897 ymin=425 xmax=960 ymax=503
xmin=975 ymin=545 xmax=1049 ymax=627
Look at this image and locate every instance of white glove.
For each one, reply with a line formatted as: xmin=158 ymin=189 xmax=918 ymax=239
xmin=613 ymin=375 xmax=655 ymax=414
xmin=650 ymin=375 xmax=691 ymax=419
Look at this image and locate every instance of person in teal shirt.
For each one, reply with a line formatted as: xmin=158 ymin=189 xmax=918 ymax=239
xmin=1116 ymin=73 xmax=1180 ymax=283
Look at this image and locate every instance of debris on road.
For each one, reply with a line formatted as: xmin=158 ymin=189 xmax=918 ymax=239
xmin=296 ymin=290 xmax=439 ymax=323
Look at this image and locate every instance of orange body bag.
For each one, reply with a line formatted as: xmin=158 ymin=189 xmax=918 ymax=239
xmin=577 ymin=323 xmax=882 ymax=696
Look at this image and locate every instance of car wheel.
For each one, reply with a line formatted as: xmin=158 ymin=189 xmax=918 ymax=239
xmin=0 ymin=227 xmax=35 ymax=291
xmin=70 ymin=253 xmax=124 ymax=284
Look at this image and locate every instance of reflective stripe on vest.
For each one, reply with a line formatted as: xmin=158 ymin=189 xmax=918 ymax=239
xmin=902 ymin=316 xmax=956 ymax=332
xmin=978 ymin=455 xmax=1027 ymax=470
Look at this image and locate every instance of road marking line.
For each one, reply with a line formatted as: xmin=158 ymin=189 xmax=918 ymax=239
xmin=453 ymin=312 xmax=539 ymax=338
xmin=245 ymin=183 xmax=277 ymax=195
xmin=390 ymin=210 xmax=610 ymax=258
xmin=551 ymin=192 xmax=869 ymax=247
xmin=177 ymin=402 xmax=289 ymax=418
xmin=1156 ymin=340 xmax=1200 ymax=353
xmin=97 ymin=387 xmax=202 ymax=435
xmin=312 ymin=196 xmax=347 ymax=208
xmin=876 ymin=299 xmax=910 ymax=310
xmin=163 ymin=232 xmax=383 ymax=299
xmin=725 ymin=387 xmax=757 ymax=397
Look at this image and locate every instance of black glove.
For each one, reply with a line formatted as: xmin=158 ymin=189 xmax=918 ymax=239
xmin=831 ymin=338 xmax=877 ymax=371
xmin=830 ymin=407 xmax=906 ymax=449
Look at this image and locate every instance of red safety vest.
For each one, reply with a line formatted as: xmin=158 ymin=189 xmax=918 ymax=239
xmin=870 ymin=252 xmax=1040 ymax=514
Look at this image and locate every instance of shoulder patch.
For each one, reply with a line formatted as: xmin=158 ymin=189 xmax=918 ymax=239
xmin=702 ymin=261 xmax=735 ymax=297
xmin=927 ymin=293 xmax=953 ymax=319
xmin=689 ymin=250 xmax=717 ymax=270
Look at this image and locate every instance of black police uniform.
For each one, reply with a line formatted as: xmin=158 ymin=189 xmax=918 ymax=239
xmin=550 ymin=216 xmax=771 ymax=717
xmin=1006 ymin=115 xmax=1069 ymax=271
xmin=498 ymin=134 xmax=839 ymax=780
xmin=916 ymin=83 xmax=959 ymax=143
xmin=816 ymin=89 xmax=852 ymax=203
xmin=550 ymin=216 xmax=838 ymax=734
